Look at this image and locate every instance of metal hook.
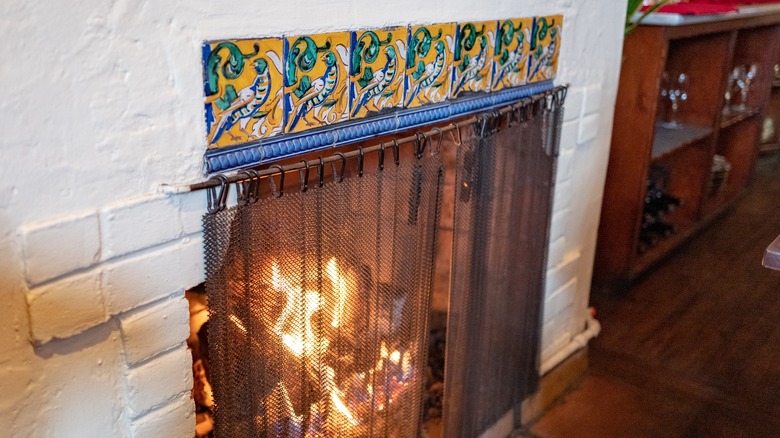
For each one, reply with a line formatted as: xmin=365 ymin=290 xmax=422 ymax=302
xmin=415 ymin=131 xmax=428 ymax=159
xmin=449 ymin=123 xmax=462 ymax=146
xmin=237 ymin=170 xmax=260 ymax=205
xmin=317 ymin=157 xmax=325 ymax=188
xmin=207 ymin=174 xmax=230 ymax=214
xmin=430 ymin=127 xmax=443 ymax=155
xmin=299 ymin=160 xmax=310 ymax=192
xmin=392 ymin=139 xmax=400 ymax=166
xmin=478 ymin=113 xmax=490 ymax=137
xmin=357 ymin=146 xmax=364 ymax=177
xmin=269 ymin=165 xmax=285 ymax=198
xmin=491 ymin=110 xmax=501 ymax=133
xmin=378 ymin=142 xmax=385 ymax=171
xmin=331 ymin=152 xmax=346 ymax=183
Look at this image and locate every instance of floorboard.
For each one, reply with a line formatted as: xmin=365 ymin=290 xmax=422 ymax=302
xmin=527 ymin=154 xmax=780 ymax=437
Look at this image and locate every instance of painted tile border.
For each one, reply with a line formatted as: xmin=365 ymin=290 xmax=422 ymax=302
xmin=205 ymin=79 xmax=554 ymax=173
xmin=202 ymin=15 xmax=562 ymax=173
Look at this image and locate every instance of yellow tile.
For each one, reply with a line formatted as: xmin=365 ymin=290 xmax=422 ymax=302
xmin=492 ymin=18 xmax=532 ymax=91
xmin=527 ymin=15 xmax=563 ymax=83
xmin=203 ymin=38 xmax=285 ymax=148
xmin=451 ymin=20 xmax=497 ymax=98
xmin=405 ymin=23 xmax=456 ymax=109
xmin=284 ymin=32 xmax=351 ymax=134
xmin=350 ymin=27 xmax=408 ymax=119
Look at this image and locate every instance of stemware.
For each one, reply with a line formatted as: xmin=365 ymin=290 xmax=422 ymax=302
xmin=660 ymin=71 xmax=689 ymax=129
xmin=736 ymin=63 xmax=758 ymax=112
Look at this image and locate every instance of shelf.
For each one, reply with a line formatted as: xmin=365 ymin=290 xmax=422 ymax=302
xmin=630 ymin=217 xmax=697 ymax=278
xmin=652 ymin=123 xmax=712 ymax=159
xmin=720 ymin=107 xmax=759 ymax=129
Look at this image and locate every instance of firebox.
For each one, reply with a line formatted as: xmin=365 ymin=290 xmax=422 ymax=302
xmin=191 ymin=86 xmax=566 ymax=437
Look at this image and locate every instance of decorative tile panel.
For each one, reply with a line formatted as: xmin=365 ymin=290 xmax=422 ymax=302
xmin=491 ymin=18 xmax=531 ymax=91
xmin=404 ymin=23 xmax=456 ymax=109
xmin=451 ymin=21 xmax=497 ymax=99
xmin=203 ymin=38 xmax=285 ymax=148
xmin=350 ymin=27 xmax=408 ymax=118
xmin=284 ymin=32 xmax=351 ymax=134
xmin=527 ymin=15 xmax=562 ymax=83
xmin=201 ymin=15 xmax=563 ymax=153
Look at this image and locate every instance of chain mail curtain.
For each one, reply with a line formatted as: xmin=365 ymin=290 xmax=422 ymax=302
xmin=443 ymin=99 xmax=563 ymax=437
xmin=204 ymin=152 xmax=443 ymax=437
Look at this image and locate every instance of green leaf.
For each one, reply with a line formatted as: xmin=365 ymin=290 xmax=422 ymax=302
xmin=251 ymin=111 xmax=269 ymax=119
xmin=626 ymin=0 xmax=670 ymax=36
xmin=322 ymin=99 xmax=337 ymax=107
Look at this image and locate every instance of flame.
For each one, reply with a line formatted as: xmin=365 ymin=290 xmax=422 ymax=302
xmin=264 ymin=258 xmax=416 ymax=432
xmin=229 ymin=314 xmax=246 ymax=333
xmin=326 ymin=257 xmax=350 ymax=328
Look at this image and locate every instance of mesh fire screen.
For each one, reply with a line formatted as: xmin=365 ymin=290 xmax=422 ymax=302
xmin=443 ymin=99 xmax=563 ymax=437
xmin=204 ymin=152 xmax=443 ymax=437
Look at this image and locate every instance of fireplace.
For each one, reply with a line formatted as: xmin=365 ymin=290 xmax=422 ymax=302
xmin=189 ymin=87 xmax=565 ymax=437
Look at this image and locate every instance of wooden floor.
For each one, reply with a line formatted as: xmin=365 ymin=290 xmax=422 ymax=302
xmin=527 ymin=155 xmax=780 ymax=438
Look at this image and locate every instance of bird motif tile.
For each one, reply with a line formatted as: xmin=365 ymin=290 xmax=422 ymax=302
xmin=350 ymin=27 xmax=408 ymax=118
xmin=203 ymin=38 xmax=285 ymax=148
xmin=527 ymin=15 xmax=562 ymax=83
xmin=451 ymin=21 xmax=497 ymax=98
xmin=491 ymin=18 xmax=531 ymax=91
xmin=201 ymin=16 xmax=564 ymax=149
xmin=284 ymin=32 xmax=351 ymax=134
xmin=404 ymin=23 xmax=456 ymax=109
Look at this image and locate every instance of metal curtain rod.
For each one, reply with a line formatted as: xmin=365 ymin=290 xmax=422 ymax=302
xmin=179 ymin=85 xmax=567 ymax=193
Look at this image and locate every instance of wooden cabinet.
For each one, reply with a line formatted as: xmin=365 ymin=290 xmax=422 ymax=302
xmin=594 ymin=14 xmax=780 ymax=287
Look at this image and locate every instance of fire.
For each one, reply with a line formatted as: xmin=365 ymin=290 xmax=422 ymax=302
xmin=254 ymin=258 xmax=416 ymax=434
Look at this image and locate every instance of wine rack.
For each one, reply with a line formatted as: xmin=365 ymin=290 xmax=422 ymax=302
xmin=594 ymin=13 xmax=780 ymax=287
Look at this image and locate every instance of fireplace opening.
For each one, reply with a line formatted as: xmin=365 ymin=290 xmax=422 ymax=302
xmin=187 ymin=88 xmax=564 ymax=438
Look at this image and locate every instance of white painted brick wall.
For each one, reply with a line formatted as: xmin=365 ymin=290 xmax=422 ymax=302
xmin=102 ymin=236 xmax=203 ymax=315
xmin=25 ymin=271 xmax=108 ymax=344
xmin=101 ymin=195 xmax=183 ymax=260
xmin=120 ymin=296 xmax=191 ymax=365
xmin=128 ymin=394 xmax=194 ymax=438
xmin=125 ymin=345 xmax=193 ymax=419
xmin=20 ymin=211 xmax=101 ymax=287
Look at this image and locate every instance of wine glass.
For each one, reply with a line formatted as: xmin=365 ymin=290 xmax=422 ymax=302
xmin=737 ymin=63 xmax=758 ymax=112
xmin=724 ymin=67 xmax=741 ymax=115
xmin=660 ymin=71 xmax=689 ymax=129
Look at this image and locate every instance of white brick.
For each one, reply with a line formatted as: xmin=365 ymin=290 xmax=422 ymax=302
xmin=129 ymin=394 xmax=194 ymax=438
xmin=559 ymin=119 xmax=579 ymax=154
xmin=557 ymin=151 xmax=575 ymax=187
xmin=540 ymin=320 xmax=555 ymax=353
xmin=583 ymin=84 xmax=602 ymax=115
xmin=545 ymin=251 xmax=580 ymax=297
xmin=20 ymin=211 xmax=101 ymax=286
xmin=176 ymin=190 xmax=207 ymax=236
xmin=563 ymin=87 xmax=584 ymax=122
xmin=26 ymin=271 xmax=108 ymax=344
xmin=101 ymin=195 xmax=182 ymax=260
xmin=120 ymin=296 xmax=190 ymax=365
xmin=126 ymin=346 xmax=193 ymax=418
xmin=103 ymin=237 xmax=203 ymax=315
xmin=543 ymin=278 xmax=577 ymax=324
xmin=548 ymin=208 xmax=569 ymax=242
xmin=546 ymin=236 xmax=566 ymax=270
xmin=578 ymin=113 xmax=600 ymax=144
xmin=552 ymin=179 xmax=572 ymax=214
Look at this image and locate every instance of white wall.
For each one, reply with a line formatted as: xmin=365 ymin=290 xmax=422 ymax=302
xmin=0 ymin=1 xmax=624 ymax=436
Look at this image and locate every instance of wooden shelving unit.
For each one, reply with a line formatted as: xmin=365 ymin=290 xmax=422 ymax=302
xmin=594 ymin=13 xmax=780 ymax=287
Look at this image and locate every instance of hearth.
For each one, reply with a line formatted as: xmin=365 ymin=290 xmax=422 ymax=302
xmin=192 ymin=87 xmax=566 ymax=437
